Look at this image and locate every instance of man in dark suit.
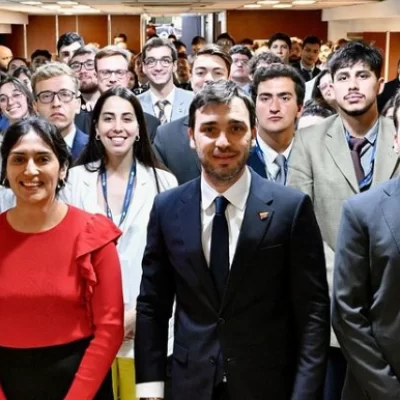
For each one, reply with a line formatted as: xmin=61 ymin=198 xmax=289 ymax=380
xmin=153 ymin=44 xmax=232 ymax=184
xmin=292 ymin=35 xmax=321 ymax=82
xmin=332 ymin=96 xmax=400 ymax=400
xmin=135 ymin=80 xmax=330 ymax=400
xmin=377 ymin=58 xmax=400 ymax=112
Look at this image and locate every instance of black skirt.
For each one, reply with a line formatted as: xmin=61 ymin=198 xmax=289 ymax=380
xmin=0 ymin=337 xmax=113 ymax=400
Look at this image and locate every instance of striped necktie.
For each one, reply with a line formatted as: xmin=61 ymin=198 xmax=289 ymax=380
xmin=156 ymin=99 xmax=169 ymax=124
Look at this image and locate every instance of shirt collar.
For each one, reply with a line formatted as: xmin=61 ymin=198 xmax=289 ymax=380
xmin=344 ymin=119 xmax=379 ymax=145
xmin=256 ymin=133 xmax=294 ymax=164
xmin=201 ymin=167 xmax=251 ymax=212
xmin=64 ymin=127 xmax=77 ymax=149
xmin=300 ymin=60 xmax=314 ymax=72
xmin=150 ymin=86 xmax=176 ymax=108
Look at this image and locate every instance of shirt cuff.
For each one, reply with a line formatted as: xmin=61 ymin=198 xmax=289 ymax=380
xmin=136 ymin=382 xmax=164 ymax=398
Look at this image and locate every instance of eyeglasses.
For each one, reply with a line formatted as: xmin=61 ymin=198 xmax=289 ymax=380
xmin=36 ymin=89 xmax=78 ymax=104
xmin=70 ymin=60 xmax=95 ymax=72
xmin=143 ymin=57 xmax=173 ymax=68
xmin=232 ymin=58 xmax=249 ymax=66
xmin=0 ymin=91 xmax=24 ymax=105
xmin=97 ymin=69 xmax=128 ymax=79
xmin=318 ymin=82 xmax=332 ymax=92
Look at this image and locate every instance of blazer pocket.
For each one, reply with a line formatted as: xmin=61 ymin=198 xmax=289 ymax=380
xmin=173 ymin=342 xmax=188 ymax=365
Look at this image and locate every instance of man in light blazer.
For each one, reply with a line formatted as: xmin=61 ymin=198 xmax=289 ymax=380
xmin=138 ymin=37 xmax=193 ymax=124
xmin=333 ymin=98 xmax=400 ymax=399
xmin=135 ymin=80 xmax=330 ymax=400
xmin=287 ymin=41 xmax=400 ymax=400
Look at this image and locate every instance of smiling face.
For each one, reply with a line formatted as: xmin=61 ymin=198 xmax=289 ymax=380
xmin=96 ymin=96 xmax=138 ymax=160
xmin=0 ymin=82 xmax=29 ymax=124
xmin=142 ymin=45 xmax=176 ymax=88
xmin=188 ymin=97 xmax=255 ymax=188
xmin=6 ymin=130 xmax=66 ymax=206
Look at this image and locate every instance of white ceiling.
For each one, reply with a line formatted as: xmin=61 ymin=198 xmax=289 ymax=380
xmin=0 ymin=0 xmax=383 ymax=15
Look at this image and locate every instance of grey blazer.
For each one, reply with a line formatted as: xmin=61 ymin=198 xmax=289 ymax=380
xmin=287 ymin=115 xmax=400 ymax=345
xmin=333 ymin=178 xmax=400 ymax=400
xmin=138 ymin=87 xmax=194 ymax=122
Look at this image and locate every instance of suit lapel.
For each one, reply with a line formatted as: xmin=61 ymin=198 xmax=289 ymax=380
xmin=325 ymin=117 xmax=359 ymax=193
xmin=178 ymin=179 xmax=220 ymax=310
xmin=171 ymin=89 xmax=185 ymax=121
xmin=372 ymin=117 xmax=399 ymax=186
xmin=381 ymin=179 xmax=400 ymax=253
xmin=80 ymin=164 xmax=101 ymax=212
xmin=181 ymin=116 xmax=201 ymax=173
xmin=247 ymin=147 xmax=267 ymax=179
xmin=221 ymin=172 xmax=274 ymax=312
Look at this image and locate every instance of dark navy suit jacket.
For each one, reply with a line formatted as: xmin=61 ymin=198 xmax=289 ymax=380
xmin=135 ymin=169 xmax=330 ymax=400
xmin=70 ymin=127 xmax=88 ymax=161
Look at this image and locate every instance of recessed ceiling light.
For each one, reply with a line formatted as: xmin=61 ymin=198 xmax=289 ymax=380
xmin=21 ymin=1 xmax=43 ymax=4
xmin=41 ymin=4 xmax=61 ymax=9
xmin=273 ymin=3 xmax=292 ymax=8
xmin=244 ymin=3 xmax=262 ymax=8
xmin=257 ymin=1 xmax=280 ymax=4
xmin=57 ymin=1 xmax=78 ymax=4
xmin=292 ymin=0 xmax=316 ymax=4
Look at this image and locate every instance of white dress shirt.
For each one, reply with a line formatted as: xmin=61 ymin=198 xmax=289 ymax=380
xmin=63 ymin=128 xmax=76 ymax=149
xmin=150 ymin=87 xmax=175 ymax=123
xmin=136 ymin=167 xmax=252 ymax=399
xmin=256 ymin=134 xmax=293 ymax=181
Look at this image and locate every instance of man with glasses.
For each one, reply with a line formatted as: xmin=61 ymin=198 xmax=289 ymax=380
xmin=31 ymin=62 xmax=87 ymax=160
xmin=138 ymin=37 xmax=193 ymax=124
xmin=229 ymin=45 xmax=253 ymax=95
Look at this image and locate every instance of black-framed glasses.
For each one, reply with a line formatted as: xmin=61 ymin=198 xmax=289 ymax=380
xmin=97 ymin=69 xmax=128 ymax=80
xmin=70 ymin=60 xmax=95 ymax=72
xmin=143 ymin=57 xmax=173 ymax=68
xmin=36 ymin=89 xmax=78 ymax=104
xmin=0 ymin=91 xmax=24 ymax=105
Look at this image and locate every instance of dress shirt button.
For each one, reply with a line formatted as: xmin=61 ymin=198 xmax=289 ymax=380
xmin=209 ymin=356 xmax=216 ymax=365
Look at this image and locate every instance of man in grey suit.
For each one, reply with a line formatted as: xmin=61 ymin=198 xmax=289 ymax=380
xmin=333 ymin=95 xmax=400 ymax=399
xmin=287 ymin=41 xmax=400 ymax=400
xmin=153 ymin=44 xmax=232 ymax=184
xmin=138 ymin=37 xmax=193 ymax=124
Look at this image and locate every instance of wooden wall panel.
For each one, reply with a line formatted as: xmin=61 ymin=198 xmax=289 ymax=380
xmin=3 ymin=24 xmax=25 ymax=58
xmin=359 ymin=32 xmax=387 ymax=80
xmin=26 ymin=15 xmax=56 ymax=58
xmin=388 ymin=32 xmax=400 ymax=81
xmin=58 ymin=16 xmax=77 ymax=37
xmin=226 ymin=10 xmax=327 ymax=43
xmin=77 ymin=15 xmax=108 ymax=48
xmin=110 ymin=15 xmax=141 ymax=53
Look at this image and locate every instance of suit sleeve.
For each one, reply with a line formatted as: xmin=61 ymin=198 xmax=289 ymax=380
xmin=289 ymin=194 xmax=330 ymax=400
xmin=135 ymin=195 xmax=176 ymax=386
xmin=332 ymin=200 xmax=400 ymax=399
xmin=152 ymin=127 xmax=168 ymax=167
xmin=287 ymin=133 xmax=314 ymax=203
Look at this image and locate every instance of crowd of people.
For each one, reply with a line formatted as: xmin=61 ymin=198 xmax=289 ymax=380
xmin=0 ymin=27 xmax=398 ymax=400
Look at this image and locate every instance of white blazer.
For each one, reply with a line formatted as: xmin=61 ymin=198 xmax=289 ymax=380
xmin=60 ymin=161 xmax=178 ymax=358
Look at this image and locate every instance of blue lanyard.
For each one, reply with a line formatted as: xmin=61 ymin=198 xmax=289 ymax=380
xmin=255 ymin=139 xmax=289 ymax=181
xmin=345 ymin=132 xmax=377 ymax=190
xmin=100 ymin=162 xmax=136 ymax=226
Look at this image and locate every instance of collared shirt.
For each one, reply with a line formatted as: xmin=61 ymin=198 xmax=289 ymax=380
xmin=64 ymin=128 xmax=77 ymax=150
xmin=257 ymin=134 xmax=294 ymax=181
xmin=300 ymin=60 xmax=316 ymax=74
xmin=201 ymin=167 xmax=251 ymax=267
xmin=345 ymin=119 xmax=378 ymax=176
xmin=150 ymin=86 xmax=175 ymax=123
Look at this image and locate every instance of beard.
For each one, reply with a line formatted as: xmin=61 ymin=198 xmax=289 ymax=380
xmin=338 ymin=98 xmax=375 ymax=117
xmin=80 ymin=81 xmax=99 ymax=94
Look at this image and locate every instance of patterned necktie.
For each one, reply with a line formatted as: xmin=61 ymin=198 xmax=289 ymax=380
xmin=156 ymin=99 xmax=169 ymax=124
xmin=349 ymin=137 xmax=368 ymax=183
xmin=274 ymin=154 xmax=287 ymax=185
xmin=210 ymin=196 xmax=230 ymax=301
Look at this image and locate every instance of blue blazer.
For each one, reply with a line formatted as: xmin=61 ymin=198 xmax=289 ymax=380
xmin=247 ymin=146 xmax=267 ymax=179
xmin=135 ymin=169 xmax=330 ymax=400
xmin=71 ymin=127 xmax=88 ymax=161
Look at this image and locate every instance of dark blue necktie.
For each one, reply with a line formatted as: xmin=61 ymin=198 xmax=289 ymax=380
xmin=210 ymin=196 xmax=230 ymax=300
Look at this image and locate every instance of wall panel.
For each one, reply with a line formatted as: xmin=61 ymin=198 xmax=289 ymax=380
xmin=26 ymin=15 xmax=56 ymax=58
xmin=58 ymin=15 xmax=77 ymax=38
xmin=110 ymin=15 xmax=141 ymax=53
xmin=3 ymin=24 xmax=25 ymax=58
xmin=388 ymin=32 xmax=400 ymax=80
xmin=77 ymin=15 xmax=108 ymax=48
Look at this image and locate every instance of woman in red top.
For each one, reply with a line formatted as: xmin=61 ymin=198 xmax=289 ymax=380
xmin=0 ymin=117 xmax=124 ymax=399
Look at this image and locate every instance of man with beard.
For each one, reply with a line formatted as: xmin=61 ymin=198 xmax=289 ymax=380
xmin=287 ymin=41 xmax=400 ymax=400
xmin=135 ymin=79 xmax=330 ymax=400
xmin=69 ymin=46 xmax=100 ymax=134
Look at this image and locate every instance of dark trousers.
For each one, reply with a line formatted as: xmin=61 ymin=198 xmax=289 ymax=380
xmin=213 ymin=382 xmax=229 ymax=400
xmin=0 ymin=337 xmax=113 ymax=400
xmin=323 ymin=346 xmax=347 ymax=400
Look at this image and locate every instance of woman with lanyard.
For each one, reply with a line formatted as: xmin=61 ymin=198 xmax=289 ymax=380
xmin=61 ymin=86 xmax=178 ymax=400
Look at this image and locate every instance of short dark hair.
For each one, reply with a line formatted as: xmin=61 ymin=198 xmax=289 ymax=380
xmin=0 ymin=77 xmax=35 ymax=117
xmin=248 ymin=52 xmax=282 ymax=76
xmin=252 ymin=64 xmax=305 ymax=106
xmin=0 ymin=116 xmax=72 ymax=194
xmin=57 ymin=32 xmax=84 ymax=53
xmin=70 ymin=45 xmax=98 ymax=63
xmin=173 ymin=40 xmax=186 ymax=51
xmin=229 ymin=45 xmax=253 ymax=60
xmin=193 ymin=44 xmax=232 ymax=76
xmin=31 ymin=49 xmax=52 ymax=61
xmin=142 ymin=37 xmax=177 ymax=62
xmin=192 ymin=36 xmax=206 ymax=46
xmin=188 ymin=80 xmax=256 ymax=130
xmin=116 ymin=33 xmax=127 ymax=42
xmin=268 ymin=32 xmax=292 ymax=50
xmin=7 ymin=57 xmax=28 ymax=72
xmin=76 ymin=86 xmax=165 ymax=190
xmin=12 ymin=66 xmax=32 ymax=81
xmin=302 ymin=35 xmax=321 ymax=48
xmin=329 ymin=41 xmax=383 ymax=79
xmin=392 ymin=91 xmax=400 ymax=131
xmin=168 ymin=34 xmax=177 ymax=41
xmin=301 ymin=100 xmax=336 ymax=118
xmin=240 ymin=38 xmax=254 ymax=46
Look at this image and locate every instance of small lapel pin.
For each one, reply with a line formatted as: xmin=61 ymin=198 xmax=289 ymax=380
xmin=259 ymin=212 xmax=269 ymax=220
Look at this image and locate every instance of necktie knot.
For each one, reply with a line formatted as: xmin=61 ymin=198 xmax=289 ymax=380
xmin=157 ymin=99 xmax=169 ymax=111
xmin=349 ymin=137 xmax=367 ymax=154
xmin=215 ymin=196 xmax=229 ymax=216
xmin=274 ymin=154 xmax=286 ymax=167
